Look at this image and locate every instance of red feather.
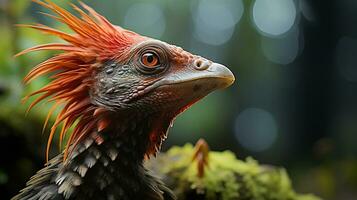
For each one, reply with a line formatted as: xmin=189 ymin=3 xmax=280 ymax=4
xmin=17 ymin=0 xmax=146 ymax=162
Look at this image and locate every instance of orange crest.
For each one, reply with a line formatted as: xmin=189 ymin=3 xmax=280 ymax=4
xmin=17 ymin=0 xmax=145 ymax=161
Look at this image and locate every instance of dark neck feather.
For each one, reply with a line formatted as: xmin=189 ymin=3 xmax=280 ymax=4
xmin=13 ymin=113 xmax=175 ymax=200
xmin=57 ymin=113 xmax=170 ymax=199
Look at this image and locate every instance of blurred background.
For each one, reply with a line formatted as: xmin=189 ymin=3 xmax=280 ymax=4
xmin=0 ymin=0 xmax=356 ymax=199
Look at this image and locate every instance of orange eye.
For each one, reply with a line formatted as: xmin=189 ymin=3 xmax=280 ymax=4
xmin=141 ymin=52 xmax=160 ymax=68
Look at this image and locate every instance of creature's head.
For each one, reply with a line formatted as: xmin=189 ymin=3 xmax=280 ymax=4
xmin=18 ymin=0 xmax=235 ymax=160
xmin=92 ymin=39 xmax=234 ymax=116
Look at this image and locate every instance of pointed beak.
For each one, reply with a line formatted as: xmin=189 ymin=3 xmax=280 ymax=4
xmin=155 ymin=60 xmax=235 ymax=91
xmin=196 ymin=62 xmax=235 ymax=89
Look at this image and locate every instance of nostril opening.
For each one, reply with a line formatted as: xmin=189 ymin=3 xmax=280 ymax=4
xmin=194 ymin=59 xmax=210 ymax=70
xmin=195 ymin=60 xmax=203 ymax=68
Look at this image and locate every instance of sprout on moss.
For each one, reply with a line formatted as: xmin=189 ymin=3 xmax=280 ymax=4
xmin=146 ymin=143 xmax=321 ymax=200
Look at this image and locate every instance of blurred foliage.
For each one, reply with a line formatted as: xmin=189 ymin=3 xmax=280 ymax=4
xmin=147 ymin=144 xmax=321 ymax=200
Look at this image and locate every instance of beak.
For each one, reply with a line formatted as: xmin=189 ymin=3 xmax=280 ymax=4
xmin=155 ymin=60 xmax=235 ymax=91
xmin=184 ymin=61 xmax=235 ymax=89
xmin=146 ymin=58 xmax=235 ymax=103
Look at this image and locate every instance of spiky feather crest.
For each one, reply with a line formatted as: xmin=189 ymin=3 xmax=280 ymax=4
xmin=17 ymin=0 xmax=145 ymax=161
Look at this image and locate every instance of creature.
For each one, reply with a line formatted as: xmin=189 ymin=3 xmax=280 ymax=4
xmin=12 ymin=1 xmax=234 ymax=200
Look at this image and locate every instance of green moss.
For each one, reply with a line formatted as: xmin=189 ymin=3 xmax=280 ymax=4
xmin=146 ymin=144 xmax=322 ymax=200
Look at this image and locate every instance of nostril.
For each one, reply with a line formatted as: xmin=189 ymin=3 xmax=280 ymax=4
xmin=194 ymin=59 xmax=210 ymax=70
xmin=195 ymin=60 xmax=202 ymax=68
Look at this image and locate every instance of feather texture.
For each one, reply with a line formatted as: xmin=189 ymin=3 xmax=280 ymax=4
xmin=17 ymin=0 xmax=145 ymax=161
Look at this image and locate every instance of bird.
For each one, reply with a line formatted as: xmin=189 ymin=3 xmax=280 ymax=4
xmin=11 ymin=1 xmax=235 ymax=200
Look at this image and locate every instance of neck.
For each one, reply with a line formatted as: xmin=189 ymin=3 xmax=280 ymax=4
xmin=55 ymin=112 xmax=173 ymax=199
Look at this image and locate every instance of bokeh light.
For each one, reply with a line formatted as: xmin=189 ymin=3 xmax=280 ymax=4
xmin=191 ymin=0 xmax=244 ymax=45
xmin=299 ymin=0 xmax=315 ymax=22
xmin=261 ymin=27 xmax=300 ymax=65
xmin=252 ymin=0 xmax=296 ymax=36
xmin=234 ymin=108 xmax=278 ymax=152
xmin=124 ymin=3 xmax=166 ymax=38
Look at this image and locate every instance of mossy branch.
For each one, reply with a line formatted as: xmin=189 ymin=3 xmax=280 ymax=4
xmin=146 ymin=142 xmax=321 ymax=200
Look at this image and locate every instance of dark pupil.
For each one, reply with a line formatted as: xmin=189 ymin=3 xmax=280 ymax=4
xmin=147 ymin=54 xmax=154 ymax=63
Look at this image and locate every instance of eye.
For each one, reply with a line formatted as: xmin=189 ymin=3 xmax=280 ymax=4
xmin=141 ymin=52 xmax=160 ymax=68
xmin=135 ymin=45 xmax=168 ymax=75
